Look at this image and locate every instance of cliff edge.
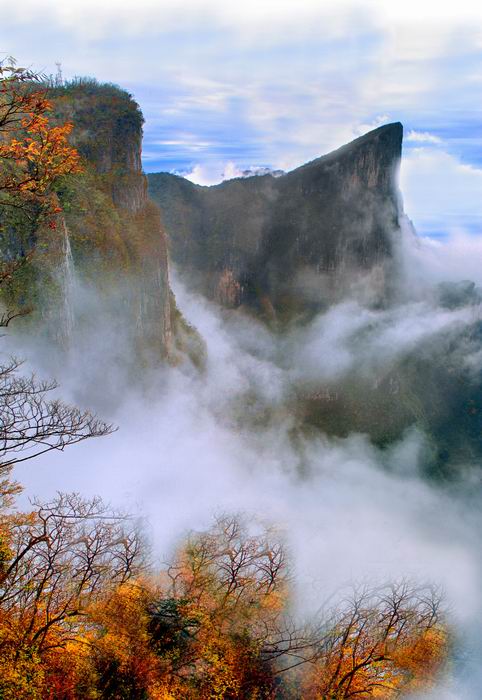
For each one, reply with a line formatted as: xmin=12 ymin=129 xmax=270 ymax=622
xmin=0 ymin=80 xmax=203 ymax=368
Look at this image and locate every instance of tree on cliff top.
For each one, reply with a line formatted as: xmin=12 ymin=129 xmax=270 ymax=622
xmin=0 ymin=57 xmax=82 ymax=233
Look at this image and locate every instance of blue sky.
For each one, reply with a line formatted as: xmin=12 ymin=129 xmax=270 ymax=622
xmin=2 ymin=0 xmax=482 ymax=237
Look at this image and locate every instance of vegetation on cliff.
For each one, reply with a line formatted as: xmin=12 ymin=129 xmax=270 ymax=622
xmin=0 ymin=64 xmax=202 ymax=367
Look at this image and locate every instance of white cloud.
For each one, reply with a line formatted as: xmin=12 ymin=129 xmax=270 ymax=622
xmin=183 ymin=161 xmax=253 ymax=185
xmin=401 ymin=148 xmax=482 ymax=232
xmin=221 ymin=162 xmax=244 ymax=180
xmin=355 ymin=115 xmax=392 ymax=136
xmin=6 ymin=0 xmax=482 ymax=42
xmin=154 ymin=140 xmax=213 ymax=149
xmin=406 ymin=130 xmax=442 ymax=144
xmin=2 ymin=0 xmax=482 ymax=192
xmin=399 ymin=219 xmax=482 ymax=289
xmin=181 ymin=162 xmax=229 ymax=185
xmin=2 ymin=0 xmax=364 ymax=43
xmin=291 ymin=300 xmax=477 ymax=384
xmin=182 ymin=163 xmax=220 ymax=186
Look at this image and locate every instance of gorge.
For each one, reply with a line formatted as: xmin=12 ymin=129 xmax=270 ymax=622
xmin=1 ymin=78 xmax=482 ymax=698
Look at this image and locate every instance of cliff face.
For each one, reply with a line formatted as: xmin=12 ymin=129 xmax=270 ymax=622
xmin=1 ymin=81 xmax=202 ymax=367
xmin=148 ymin=123 xmax=403 ymax=322
xmin=51 ymin=82 xmax=175 ymax=360
xmin=51 ymin=80 xmax=149 ymax=215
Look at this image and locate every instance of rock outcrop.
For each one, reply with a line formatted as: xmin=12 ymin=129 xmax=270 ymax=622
xmin=0 ymin=80 xmax=202 ymax=368
xmin=148 ymin=123 xmax=403 ymax=322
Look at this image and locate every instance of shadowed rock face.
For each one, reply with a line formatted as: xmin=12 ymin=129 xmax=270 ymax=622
xmin=148 ymin=123 xmax=403 ymax=322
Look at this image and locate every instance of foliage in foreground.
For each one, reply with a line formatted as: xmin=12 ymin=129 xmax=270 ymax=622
xmin=0 ymin=493 xmax=448 ymax=699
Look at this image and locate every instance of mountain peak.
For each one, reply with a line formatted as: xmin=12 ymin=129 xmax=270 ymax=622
xmin=148 ymin=123 xmax=404 ymax=322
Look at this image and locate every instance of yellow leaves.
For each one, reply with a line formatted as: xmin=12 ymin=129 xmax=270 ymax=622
xmin=0 ymin=644 xmax=45 ymax=700
xmin=302 ymin=587 xmax=449 ymax=700
xmin=391 ymin=626 xmax=449 ymax=692
xmin=43 ymin=640 xmax=100 ymax=700
xmin=86 ymin=581 xmax=166 ymax=697
xmin=0 ymin=75 xmax=82 ymax=227
xmin=0 ymin=502 xmax=449 ymax=700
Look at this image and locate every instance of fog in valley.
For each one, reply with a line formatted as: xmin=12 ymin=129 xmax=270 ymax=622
xmin=5 ymin=213 xmax=482 ymax=697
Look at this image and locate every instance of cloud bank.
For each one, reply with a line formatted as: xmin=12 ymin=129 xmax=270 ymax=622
xmin=6 ymin=221 xmax=482 ymax=695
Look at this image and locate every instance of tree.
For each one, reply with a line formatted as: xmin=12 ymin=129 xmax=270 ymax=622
xmin=0 ymin=494 xmax=143 ymax=700
xmin=95 ymin=518 xmax=447 ymax=700
xmin=0 ymin=494 xmax=142 ymax=638
xmin=0 ymin=56 xmax=81 ymax=231
xmin=0 ymin=356 xmax=114 ymax=509
xmin=0 ymin=508 xmax=449 ymax=699
xmin=0 ymin=56 xmax=83 ymax=329
xmin=154 ymin=515 xmax=289 ymax=698
xmin=303 ymin=582 xmax=447 ymax=699
xmin=0 ymin=353 xmax=126 ymax=698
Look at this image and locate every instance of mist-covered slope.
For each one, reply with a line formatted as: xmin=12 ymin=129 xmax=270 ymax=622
xmin=2 ymin=92 xmax=481 ymax=475
xmin=2 ymin=70 xmax=482 ymax=696
xmin=147 ymin=123 xmax=482 ymax=476
xmin=148 ymin=122 xmax=402 ymax=321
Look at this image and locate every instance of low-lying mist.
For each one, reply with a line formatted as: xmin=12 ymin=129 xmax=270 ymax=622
xmin=6 ymin=219 xmax=482 ymax=697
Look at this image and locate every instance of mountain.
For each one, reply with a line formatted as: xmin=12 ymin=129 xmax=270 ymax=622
xmin=148 ymin=123 xmax=403 ymax=322
xmin=238 ymin=167 xmax=285 ymax=178
xmin=2 ymin=87 xmax=479 ymax=474
xmin=149 ymin=124 xmax=482 ymax=475
xmin=0 ymin=80 xmax=202 ymax=368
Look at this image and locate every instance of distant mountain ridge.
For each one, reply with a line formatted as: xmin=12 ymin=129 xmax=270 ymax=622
xmin=238 ymin=166 xmax=285 ymax=178
xmin=148 ymin=122 xmax=403 ymax=322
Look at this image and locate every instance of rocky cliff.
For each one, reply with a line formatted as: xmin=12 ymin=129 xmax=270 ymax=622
xmin=0 ymin=80 xmax=201 ymax=368
xmin=148 ymin=123 xmax=403 ymax=322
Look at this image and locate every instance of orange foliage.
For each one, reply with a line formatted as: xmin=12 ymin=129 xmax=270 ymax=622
xmin=156 ymin=516 xmax=287 ymax=698
xmin=0 ymin=511 xmax=450 ymax=699
xmin=302 ymin=584 xmax=448 ymax=699
xmin=89 ymin=582 xmax=162 ymax=698
xmin=0 ymin=59 xmax=82 ymax=228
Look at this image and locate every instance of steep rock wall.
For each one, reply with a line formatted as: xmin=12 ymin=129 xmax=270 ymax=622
xmin=148 ymin=123 xmax=403 ymax=322
xmin=1 ymin=81 xmax=202 ymax=368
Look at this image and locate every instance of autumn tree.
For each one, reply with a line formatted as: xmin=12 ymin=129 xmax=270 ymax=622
xmin=86 ymin=581 xmax=163 ymax=700
xmin=0 ymin=356 xmax=121 ymax=699
xmin=123 ymin=515 xmax=319 ymax=699
xmin=0 ymin=56 xmax=82 ymax=330
xmin=0 ymin=493 xmax=144 ymax=699
xmin=0 ymin=56 xmax=81 ymax=231
xmin=0 ymin=507 xmax=450 ymax=699
xmin=82 ymin=515 xmax=290 ymax=699
xmin=303 ymin=582 xmax=448 ymax=699
xmin=91 ymin=518 xmax=449 ymax=700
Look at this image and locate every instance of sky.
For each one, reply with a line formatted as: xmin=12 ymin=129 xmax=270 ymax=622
xmin=1 ymin=0 xmax=482 ymax=237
